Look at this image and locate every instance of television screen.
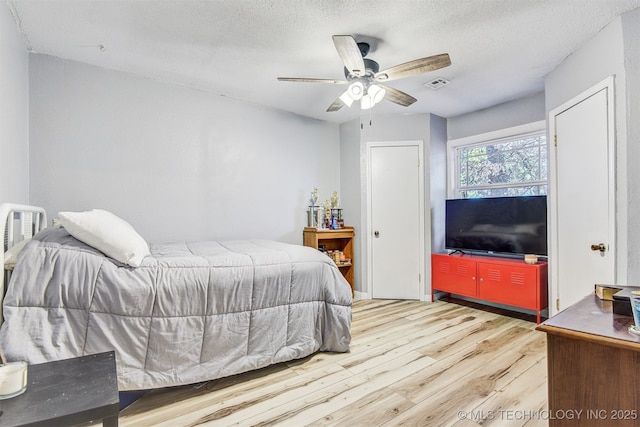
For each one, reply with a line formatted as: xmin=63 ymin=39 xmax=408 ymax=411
xmin=445 ymin=195 xmax=547 ymax=256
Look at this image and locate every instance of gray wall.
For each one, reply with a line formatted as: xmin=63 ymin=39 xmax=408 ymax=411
xmin=444 ymin=8 xmax=640 ymax=288
xmin=340 ymin=113 xmax=446 ymax=298
xmin=447 ymin=92 xmax=545 ymax=140
xmin=429 ymin=114 xmax=447 ymax=255
xmin=339 ymin=118 xmax=362 ymax=291
xmin=544 ymin=10 xmax=640 ymax=284
xmin=0 ymin=4 xmax=29 ymax=204
xmin=29 ymin=55 xmax=341 ymax=244
xmin=13 ymin=2 xmax=640 ymax=293
xmin=621 ymin=8 xmax=640 ymax=283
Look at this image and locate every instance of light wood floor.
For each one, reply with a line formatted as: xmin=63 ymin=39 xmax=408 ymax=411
xmin=117 ymin=299 xmax=548 ymax=426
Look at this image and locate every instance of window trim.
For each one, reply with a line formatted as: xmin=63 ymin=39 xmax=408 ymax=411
xmin=447 ymin=120 xmax=547 ymax=198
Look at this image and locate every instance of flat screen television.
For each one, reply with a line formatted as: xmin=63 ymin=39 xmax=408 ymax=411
xmin=445 ymin=195 xmax=547 ymax=256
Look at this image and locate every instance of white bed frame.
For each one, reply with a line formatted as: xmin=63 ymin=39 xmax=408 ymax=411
xmin=1 ymin=203 xmax=47 ymax=322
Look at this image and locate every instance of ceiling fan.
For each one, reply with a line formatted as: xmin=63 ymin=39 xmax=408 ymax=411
xmin=278 ymin=35 xmax=451 ymax=112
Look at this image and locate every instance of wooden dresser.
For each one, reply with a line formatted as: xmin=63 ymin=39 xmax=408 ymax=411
xmin=536 ymin=294 xmax=640 ymax=426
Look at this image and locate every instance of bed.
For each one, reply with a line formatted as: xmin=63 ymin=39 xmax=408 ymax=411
xmin=0 ymin=204 xmax=352 ymax=390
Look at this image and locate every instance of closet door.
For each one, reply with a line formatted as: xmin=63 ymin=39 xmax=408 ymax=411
xmin=549 ymin=77 xmax=615 ymax=315
xmin=368 ymin=141 xmax=424 ymax=300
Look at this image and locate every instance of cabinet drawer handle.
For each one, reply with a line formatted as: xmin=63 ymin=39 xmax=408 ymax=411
xmin=472 ymin=276 xmax=476 ymax=280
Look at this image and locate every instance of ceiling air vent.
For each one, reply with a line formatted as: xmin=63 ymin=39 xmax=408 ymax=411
xmin=425 ymin=77 xmax=450 ymax=90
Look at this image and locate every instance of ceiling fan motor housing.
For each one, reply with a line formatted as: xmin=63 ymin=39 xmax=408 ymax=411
xmin=357 ymin=42 xmax=371 ymax=57
xmin=344 ymin=58 xmax=380 ymax=79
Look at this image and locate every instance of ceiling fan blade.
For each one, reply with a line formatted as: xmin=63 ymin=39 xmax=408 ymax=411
xmin=332 ymin=35 xmax=366 ymax=77
xmin=326 ymin=97 xmax=345 ymax=112
xmin=278 ymin=77 xmax=348 ymax=84
xmin=377 ymin=84 xmax=417 ymax=107
xmin=375 ymin=53 xmax=451 ymax=82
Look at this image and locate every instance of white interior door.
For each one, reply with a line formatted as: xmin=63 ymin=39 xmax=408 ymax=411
xmin=368 ymin=142 xmax=424 ymax=300
xmin=550 ymin=77 xmax=615 ymax=314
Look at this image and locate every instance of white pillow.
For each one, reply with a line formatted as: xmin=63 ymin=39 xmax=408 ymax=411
xmin=4 ymin=239 xmax=31 ymax=270
xmin=58 ymin=209 xmax=150 ymax=267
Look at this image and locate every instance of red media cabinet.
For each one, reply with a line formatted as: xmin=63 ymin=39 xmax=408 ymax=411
xmin=431 ymin=253 xmax=548 ymax=324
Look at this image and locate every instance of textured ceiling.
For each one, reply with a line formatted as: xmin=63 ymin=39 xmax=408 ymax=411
xmin=7 ymin=0 xmax=640 ymax=123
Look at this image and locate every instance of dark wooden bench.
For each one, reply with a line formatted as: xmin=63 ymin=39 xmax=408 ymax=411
xmin=0 ymin=351 xmax=119 ymax=426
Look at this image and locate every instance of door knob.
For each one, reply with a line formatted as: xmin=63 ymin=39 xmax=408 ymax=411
xmin=590 ymin=243 xmax=606 ymax=253
xmin=374 ymin=231 xmax=380 ymax=238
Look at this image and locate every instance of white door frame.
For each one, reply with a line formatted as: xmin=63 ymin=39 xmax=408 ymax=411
xmin=365 ymin=140 xmax=426 ymax=300
xmin=548 ymin=75 xmax=616 ymax=316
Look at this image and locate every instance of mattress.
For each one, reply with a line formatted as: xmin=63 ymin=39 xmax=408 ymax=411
xmin=0 ymin=227 xmax=352 ymax=390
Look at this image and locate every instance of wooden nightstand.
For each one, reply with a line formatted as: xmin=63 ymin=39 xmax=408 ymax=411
xmin=303 ymin=226 xmax=354 ymax=296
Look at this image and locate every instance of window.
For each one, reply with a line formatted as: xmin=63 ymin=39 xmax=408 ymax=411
xmin=449 ymin=122 xmax=547 ymax=198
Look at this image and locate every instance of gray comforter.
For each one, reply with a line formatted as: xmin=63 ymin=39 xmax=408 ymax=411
xmin=0 ymin=227 xmax=352 ymax=390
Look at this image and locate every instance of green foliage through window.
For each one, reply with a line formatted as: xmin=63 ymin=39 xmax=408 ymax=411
xmin=456 ymin=133 xmax=547 ymax=198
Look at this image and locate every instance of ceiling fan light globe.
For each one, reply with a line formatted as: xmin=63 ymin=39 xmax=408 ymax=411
xmin=347 ymin=82 xmax=364 ymax=100
xmin=368 ymin=84 xmax=386 ymax=104
xmin=361 ymin=94 xmax=374 ymax=110
xmin=339 ymin=91 xmax=354 ymax=107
